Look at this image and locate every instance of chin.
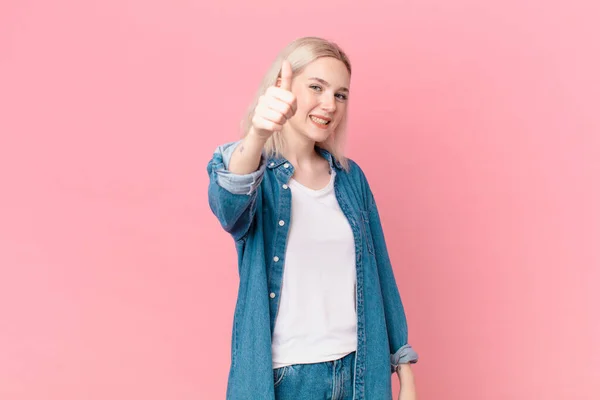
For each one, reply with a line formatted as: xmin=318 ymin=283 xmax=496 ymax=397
xmin=307 ymin=131 xmax=332 ymax=143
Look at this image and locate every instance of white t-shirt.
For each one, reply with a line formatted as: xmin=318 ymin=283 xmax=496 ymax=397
xmin=271 ymin=169 xmax=357 ymax=369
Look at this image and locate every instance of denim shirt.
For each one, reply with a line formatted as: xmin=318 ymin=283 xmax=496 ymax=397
xmin=207 ymin=141 xmax=418 ymax=399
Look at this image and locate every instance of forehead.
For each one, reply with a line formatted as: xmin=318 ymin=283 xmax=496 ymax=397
xmin=297 ymin=57 xmax=350 ymax=88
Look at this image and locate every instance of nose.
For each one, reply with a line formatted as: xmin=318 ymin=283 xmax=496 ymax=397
xmin=321 ymin=94 xmax=337 ymax=113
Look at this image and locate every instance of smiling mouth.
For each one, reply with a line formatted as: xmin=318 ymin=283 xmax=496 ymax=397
xmin=309 ymin=115 xmax=331 ymax=126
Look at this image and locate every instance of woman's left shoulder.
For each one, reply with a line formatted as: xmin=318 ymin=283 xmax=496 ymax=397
xmin=342 ymin=157 xmax=370 ymax=184
xmin=338 ymin=158 xmax=375 ymax=210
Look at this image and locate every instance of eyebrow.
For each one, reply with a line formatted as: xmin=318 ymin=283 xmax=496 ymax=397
xmin=308 ymin=77 xmax=349 ymax=93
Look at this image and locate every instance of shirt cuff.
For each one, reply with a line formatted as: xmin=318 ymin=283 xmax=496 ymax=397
xmin=391 ymin=344 xmax=419 ymax=373
xmin=213 ymin=140 xmax=267 ymax=195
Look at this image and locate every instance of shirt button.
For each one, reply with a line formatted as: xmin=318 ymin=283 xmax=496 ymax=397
xmin=282 ymin=184 xmax=288 ymax=189
xmin=270 ymin=292 xmax=276 ymax=299
xmin=279 ymin=220 xmax=285 ymax=226
xmin=269 ymin=162 xmax=275 ymax=167
xmin=283 ymin=163 xmax=290 ymax=168
xmin=273 ymin=256 xmax=279 ymax=262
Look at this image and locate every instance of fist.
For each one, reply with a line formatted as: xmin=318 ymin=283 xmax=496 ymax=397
xmin=251 ymin=60 xmax=297 ymax=138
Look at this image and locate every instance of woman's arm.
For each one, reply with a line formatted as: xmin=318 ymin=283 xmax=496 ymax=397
xmin=227 ymin=127 xmax=268 ymax=175
xmin=397 ymin=363 xmax=417 ymax=400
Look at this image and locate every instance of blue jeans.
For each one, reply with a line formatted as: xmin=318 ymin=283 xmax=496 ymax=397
xmin=273 ymin=352 xmax=356 ymax=400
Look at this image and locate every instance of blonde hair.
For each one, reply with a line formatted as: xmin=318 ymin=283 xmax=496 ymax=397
xmin=241 ymin=36 xmax=352 ymax=170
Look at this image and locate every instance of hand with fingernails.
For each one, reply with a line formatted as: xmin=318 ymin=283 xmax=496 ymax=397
xmin=250 ymin=60 xmax=298 ymax=139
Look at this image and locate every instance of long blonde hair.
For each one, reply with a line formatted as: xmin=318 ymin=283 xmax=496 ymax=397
xmin=241 ymin=36 xmax=352 ymax=170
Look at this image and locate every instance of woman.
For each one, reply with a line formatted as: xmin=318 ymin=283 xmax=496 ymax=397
xmin=207 ymin=36 xmax=419 ymax=400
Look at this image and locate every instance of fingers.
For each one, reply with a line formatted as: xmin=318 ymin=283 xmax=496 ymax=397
xmin=265 ymin=86 xmax=296 ymax=111
xmin=251 ymin=114 xmax=283 ymax=134
xmin=255 ymin=102 xmax=288 ymax=125
xmin=261 ymin=93 xmax=295 ymax=119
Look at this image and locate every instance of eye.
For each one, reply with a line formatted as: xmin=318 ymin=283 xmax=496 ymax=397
xmin=309 ymin=84 xmax=322 ymax=92
xmin=335 ymin=93 xmax=348 ymax=101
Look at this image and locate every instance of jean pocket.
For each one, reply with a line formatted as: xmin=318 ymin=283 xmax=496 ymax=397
xmin=273 ymin=365 xmax=289 ymax=388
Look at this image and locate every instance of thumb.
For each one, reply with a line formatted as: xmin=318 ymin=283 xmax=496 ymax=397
xmin=279 ymin=60 xmax=293 ymax=91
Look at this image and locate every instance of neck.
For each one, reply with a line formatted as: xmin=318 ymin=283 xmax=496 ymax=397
xmin=281 ymin=130 xmax=320 ymax=169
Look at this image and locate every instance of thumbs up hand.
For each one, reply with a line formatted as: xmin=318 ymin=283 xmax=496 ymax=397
xmin=250 ymin=60 xmax=297 ymax=139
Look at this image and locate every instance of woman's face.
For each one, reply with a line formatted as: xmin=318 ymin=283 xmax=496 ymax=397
xmin=285 ymin=57 xmax=350 ymax=143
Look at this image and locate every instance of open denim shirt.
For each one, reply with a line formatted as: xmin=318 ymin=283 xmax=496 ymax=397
xmin=207 ymin=141 xmax=418 ymax=399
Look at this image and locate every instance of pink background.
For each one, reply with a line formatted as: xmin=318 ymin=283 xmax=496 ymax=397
xmin=1 ymin=1 xmax=599 ymax=399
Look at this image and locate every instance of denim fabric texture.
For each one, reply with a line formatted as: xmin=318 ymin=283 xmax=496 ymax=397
xmin=274 ymin=351 xmax=356 ymax=400
xmin=207 ymin=141 xmax=418 ymax=399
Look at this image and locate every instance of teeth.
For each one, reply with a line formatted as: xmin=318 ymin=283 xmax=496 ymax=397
xmin=310 ymin=116 xmax=330 ymax=125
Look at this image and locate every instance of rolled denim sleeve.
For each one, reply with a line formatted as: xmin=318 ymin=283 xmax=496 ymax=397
xmin=391 ymin=344 xmax=419 ymax=372
xmin=207 ymin=140 xmax=266 ymax=241
xmin=213 ymin=140 xmax=267 ymax=196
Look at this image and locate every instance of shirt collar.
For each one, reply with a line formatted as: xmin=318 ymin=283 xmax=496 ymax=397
xmin=266 ymin=146 xmax=342 ymax=171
